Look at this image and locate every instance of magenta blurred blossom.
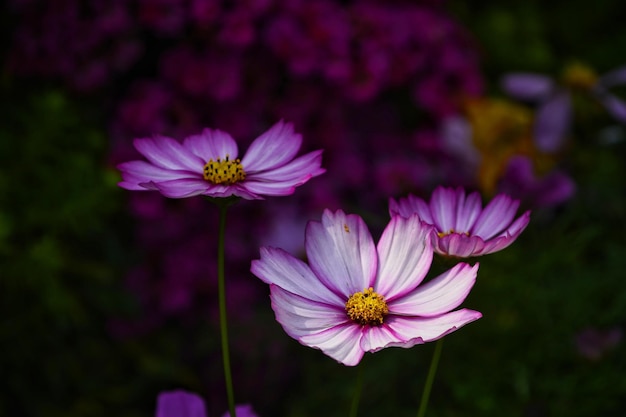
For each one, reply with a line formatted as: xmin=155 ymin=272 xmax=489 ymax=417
xmin=118 ymin=120 xmax=325 ymax=199
xmin=390 ymin=186 xmax=530 ymax=257
xmin=155 ymin=390 xmax=258 ymax=417
xmin=251 ymin=209 xmax=481 ymax=366
xmin=220 ymin=405 xmax=258 ymax=417
xmin=137 ymin=0 xmax=186 ymax=35
xmin=498 ymin=156 xmax=576 ymax=208
xmin=160 ymin=47 xmax=243 ymax=100
xmin=7 ymin=0 xmax=139 ymax=92
xmin=156 ymin=390 xmax=207 ymax=417
xmin=501 ymin=65 xmax=626 ymax=152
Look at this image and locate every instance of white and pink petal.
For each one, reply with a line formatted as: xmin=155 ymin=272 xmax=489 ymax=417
xmin=390 ymin=263 xmax=478 ymax=316
xmin=471 ymin=194 xmax=519 ymax=240
xmin=270 ymin=285 xmax=348 ymax=340
xmin=134 ymin=136 xmax=204 ymax=171
xmin=384 ymin=309 xmax=482 ymax=345
xmin=246 ymin=150 xmax=325 ymax=182
xmin=429 ymin=187 xmax=458 ymax=232
xmin=183 ymin=128 xmax=239 ymax=162
xmin=434 ymin=233 xmax=486 ymax=257
xmin=251 ymin=247 xmax=345 ymax=305
xmin=151 ymin=178 xmax=212 ymax=198
xmin=305 ymin=210 xmax=378 ymax=298
xmin=376 ymin=215 xmax=433 ymax=299
xmin=299 ymin=323 xmax=365 ymax=366
xmin=241 ymin=121 xmax=303 ymax=172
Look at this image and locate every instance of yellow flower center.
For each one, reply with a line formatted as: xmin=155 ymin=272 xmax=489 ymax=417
xmin=203 ymin=155 xmax=246 ymax=185
xmin=437 ymin=229 xmax=470 ymax=238
xmin=562 ymin=62 xmax=598 ymax=91
xmin=345 ymin=287 xmax=389 ymax=326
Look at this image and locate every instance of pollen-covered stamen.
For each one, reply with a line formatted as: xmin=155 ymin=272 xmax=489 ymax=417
xmin=437 ymin=229 xmax=470 ymax=238
xmin=562 ymin=62 xmax=598 ymax=91
xmin=345 ymin=287 xmax=389 ymax=326
xmin=203 ymin=155 xmax=246 ymax=185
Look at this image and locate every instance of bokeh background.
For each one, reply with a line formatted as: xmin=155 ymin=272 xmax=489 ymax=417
xmin=1 ymin=0 xmax=625 ymax=416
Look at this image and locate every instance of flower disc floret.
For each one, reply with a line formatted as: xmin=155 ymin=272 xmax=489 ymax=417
xmin=203 ymin=155 xmax=246 ymax=185
xmin=345 ymin=287 xmax=388 ymax=326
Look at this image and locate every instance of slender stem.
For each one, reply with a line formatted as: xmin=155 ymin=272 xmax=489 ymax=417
xmin=348 ymin=363 xmax=364 ymax=417
xmin=217 ymin=203 xmax=236 ymax=417
xmin=416 ymin=338 xmax=444 ymax=417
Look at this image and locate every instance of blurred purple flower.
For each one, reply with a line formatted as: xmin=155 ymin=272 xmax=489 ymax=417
xmin=498 ymin=156 xmax=576 ymax=208
xmin=118 ymin=120 xmax=325 ymax=199
xmin=390 ymin=186 xmax=530 ymax=257
xmin=220 ymin=405 xmax=258 ymax=417
xmin=155 ymin=390 xmax=258 ymax=417
xmin=575 ymin=326 xmax=622 ymax=361
xmin=156 ymin=390 xmax=207 ymax=417
xmin=501 ymin=64 xmax=626 ymax=152
xmin=251 ymin=209 xmax=481 ymax=366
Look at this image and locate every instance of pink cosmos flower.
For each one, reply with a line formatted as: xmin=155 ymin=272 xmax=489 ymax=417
xmin=250 ymin=209 xmax=481 ymax=366
xmin=390 ymin=186 xmax=530 ymax=258
xmin=118 ymin=120 xmax=325 ymax=199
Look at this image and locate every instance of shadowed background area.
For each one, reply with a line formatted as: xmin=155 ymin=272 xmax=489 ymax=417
xmin=1 ymin=0 xmax=625 ymax=416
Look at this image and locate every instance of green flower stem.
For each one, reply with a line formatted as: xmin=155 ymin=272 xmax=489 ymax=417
xmin=416 ymin=338 xmax=444 ymax=417
xmin=348 ymin=364 xmax=364 ymax=417
xmin=217 ymin=202 xmax=236 ymax=417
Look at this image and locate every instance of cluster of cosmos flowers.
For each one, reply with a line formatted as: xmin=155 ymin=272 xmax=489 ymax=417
xmin=118 ymin=119 xmax=531 ymax=414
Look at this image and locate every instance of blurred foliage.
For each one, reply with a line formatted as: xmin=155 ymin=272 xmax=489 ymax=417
xmin=0 ymin=86 xmax=194 ymax=417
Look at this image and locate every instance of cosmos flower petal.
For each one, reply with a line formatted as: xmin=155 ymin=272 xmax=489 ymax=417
xmin=150 ymin=178 xmax=212 ymax=198
xmin=389 ymin=195 xmax=433 ymax=224
xmin=156 ymin=390 xmax=207 ymax=417
xmin=240 ymin=180 xmax=300 ymax=197
xmin=359 ymin=324 xmax=403 ymax=353
xmin=599 ymin=93 xmax=626 ymax=123
xmin=376 ymin=215 xmax=433 ymax=299
xmin=118 ymin=161 xmax=193 ymax=190
xmin=435 ymin=233 xmax=486 ymax=257
xmin=247 ymin=150 xmax=325 ymax=182
xmin=241 ymin=120 xmax=303 ymax=172
xmin=270 ymin=285 xmax=348 ymax=339
xmin=480 ymin=211 xmax=531 ymax=254
xmin=299 ymin=323 xmax=365 ymax=366
xmin=429 ymin=187 xmax=458 ymax=231
xmin=183 ymin=128 xmax=239 ymax=161
xmin=500 ymin=73 xmax=555 ymax=101
xmin=471 ymin=194 xmax=519 ymax=240
xmin=455 ymin=190 xmax=482 ymax=232
xmin=391 ymin=263 xmax=479 ymax=316
xmin=384 ymin=309 xmax=482 ymax=346
xmin=134 ymin=136 xmax=204 ymax=171
xmin=306 ymin=210 xmax=378 ymax=297
xmin=534 ymin=91 xmax=572 ymax=153
xmin=251 ymin=247 xmax=345 ymax=305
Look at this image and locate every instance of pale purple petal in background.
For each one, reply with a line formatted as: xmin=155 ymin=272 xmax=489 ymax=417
xmin=534 ymin=91 xmax=572 ymax=153
xmin=501 ymin=73 xmax=555 ymax=101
